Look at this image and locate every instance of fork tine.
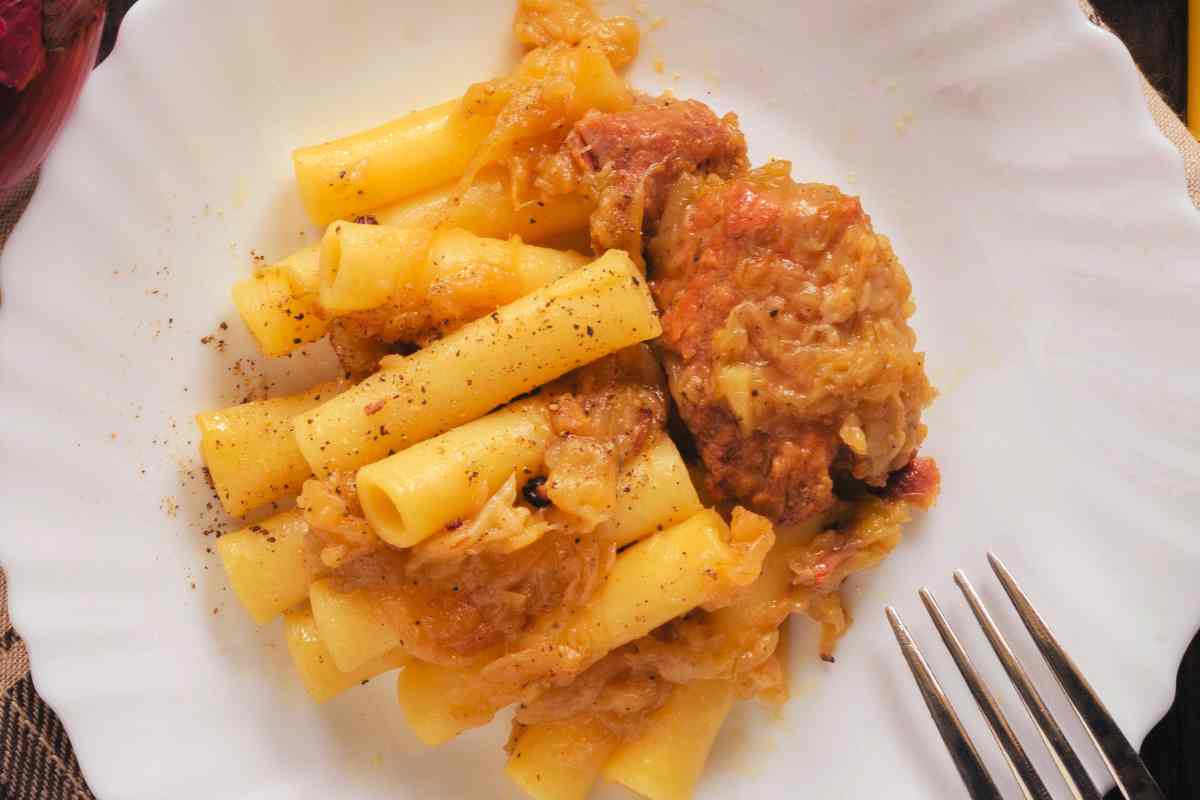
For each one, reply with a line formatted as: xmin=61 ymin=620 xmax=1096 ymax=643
xmin=953 ymin=570 xmax=1103 ymax=800
xmin=919 ymin=589 xmax=1054 ymax=800
xmin=885 ymin=606 xmax=1004 ymax=800
xmin=988 ymin=554 xmax=1167 ymax=800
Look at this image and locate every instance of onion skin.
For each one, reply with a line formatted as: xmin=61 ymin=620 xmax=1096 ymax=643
xmin=0 ymin=0 xmax=104 ymax=190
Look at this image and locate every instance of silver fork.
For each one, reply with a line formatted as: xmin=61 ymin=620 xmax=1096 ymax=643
xmin=885 ymin=553 xmax=1167 ymax=800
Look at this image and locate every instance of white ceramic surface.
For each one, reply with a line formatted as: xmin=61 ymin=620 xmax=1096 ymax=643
xmin=3 ymin=0 xmax=1199 ymax=797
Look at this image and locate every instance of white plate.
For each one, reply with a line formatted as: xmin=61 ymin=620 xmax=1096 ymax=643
xmin=3 ymin=0 xmax=1198 ymax=797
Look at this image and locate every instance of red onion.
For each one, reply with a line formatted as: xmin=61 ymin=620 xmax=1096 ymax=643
xmin=0 ymin=0 xmax=105 ymax=190
xmin=0 ymin=0 xmax=46 ymax=91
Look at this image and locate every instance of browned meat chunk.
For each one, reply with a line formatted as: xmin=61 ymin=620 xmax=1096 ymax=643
xmin=883 ymin=456 xmax=941 ymax=510
xmin=649 ymin=161 xmax=935 ymax=524
xmin=565 ymin=97 xmax=747 ymax=261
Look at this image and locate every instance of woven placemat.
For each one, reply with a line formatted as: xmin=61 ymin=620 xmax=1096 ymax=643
xmin=1 ymin=3 xmax=1197 ymax=797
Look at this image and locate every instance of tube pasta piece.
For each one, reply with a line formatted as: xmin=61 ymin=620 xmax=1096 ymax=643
xmin=280 ymin=244 xmax=322 ymax=292
xmin=388 ymin=482 xmax=715 ymax=738
xmin=488 ymin=508 xmax=770 ymax=688
xmin=293 ymin=250 xmax=661 ymax=478
xmin=197 ymin=381 xmax=342 ymax=516
xmin=395 ymin=659 xmax=498 ymax=746
xmin=358 ymin=407 xmax=691 ymax=553
xmin=503 ymin=236 xmax=590 ymax=292
xmin=293 ymin=100 xmax=495 ymax=227
xmin=309 ymin=578 xmax=401 ymax=673
xmin=216 ymin=509 xmax=329 ymax=624
xmin=357 ymin=398 xmax=554 ymax=548
xmin=293 ymin=41 xmax=629 ymax=226
xmin=505 ymin=716 xmax=619 ymax=800
xmin=232 ymin=247 xmax=327 ymax=357
xmin=283 ymin=606 xmax=407 ymax=703
xmin=375 ymin=168 xmax=592 ymax=242
xmin=600 ymin=436 xmax=701 ymax=547
xmin=601 ymin=679 xmax=737 ymax=800
xmin=504 ymin=512 xmax=784 ymax=799
xmin=318 ymin=222 xmax=433 ymax=314
xmin=317 ymin=225 xmax=588 ymax=325
xmin=546 ymin=509 xmax=751 ymax=656
xmin=424 ymin=228 xmax=589 ymax=322
xmin=241 ymin=179 xmax=593 ymax=359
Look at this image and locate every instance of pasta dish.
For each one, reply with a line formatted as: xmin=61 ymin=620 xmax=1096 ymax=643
xmin=196 ymin=2 xmax=939 ymax=797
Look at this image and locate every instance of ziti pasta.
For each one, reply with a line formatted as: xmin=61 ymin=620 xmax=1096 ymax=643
xmin=196 ymin=1 xmax=939 ymax=798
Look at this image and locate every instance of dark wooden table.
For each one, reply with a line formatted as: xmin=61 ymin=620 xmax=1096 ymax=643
xmin=93 ymin=0 xmax=1200 ymax=796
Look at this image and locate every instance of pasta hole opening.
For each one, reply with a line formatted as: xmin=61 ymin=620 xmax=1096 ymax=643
xmin=358 ymin=479 xmax=409 ymax=545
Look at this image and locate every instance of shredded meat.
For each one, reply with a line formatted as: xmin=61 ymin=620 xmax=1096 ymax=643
xmin=511 ymin=579 xmax=786 ymax=736
xmin=326 ymin=304 xmax=460 ymax=379
xmin=335 ymin=530 xmax=615 ymax=666
xmin=649 ymin=160 xmax=936 ymax=524
xmin=787 ymin=491 xmax=933 ymax=659
xmin=883 ymin=455 xmax=940 ymax=509
xmin=297 ymin=472 xmax=381 ymax=568
xmin=506 ymin=488 xmax=936 ymax=732
xmin=478 ymin=505 xmax=775 ymax=704
xmin=565 ymin=97 xmax=748 ymax=261
xmin=327 ymin=349 xmax=667 ymax=665
xmin=407 ymin=474 xmax=558 ymax=574
xmin=514 ymin=647 xmax=673 ymax=736
xmin=543 ymin=346 xmax=668 ymax=528
xmin=327 ymin=319 xmax=397 ymax=380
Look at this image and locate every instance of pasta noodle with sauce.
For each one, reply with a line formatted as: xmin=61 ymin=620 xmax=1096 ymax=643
xmin=293 ymin=250 xmax=661 ymax=478
xmin=216 ymin=508 xmax=328 ymax=624
xmin=317 ymin=223 xmax=434 ymax=315
xmin=375 ymin=167 xmax=593 ymax=241
xmin=196 ymin=1 xmax=940 ymax=798
xmin=293 ymin=38 xmax=633 ymax=225
xmin=283 ymin=606 xmax=408 ymax=703
xmin=313 ymin=431 xmax=702 ymax=678
xmin=197 ymin=381 xmax=343 ymax=517
xmin=602 ymin=678 xmax=738 ymax=800
xmin=231 ymin=247 xmax=327 ymax=357
xmin=356 ymin=397 xmax=555 ymax=548
xmin=231 ymin=166 xmax=595 ymax=359
xmin=234 ymin=223 xmax=591 ymax=360
xmin=392 ymin=508 xmax=772 ymax=740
